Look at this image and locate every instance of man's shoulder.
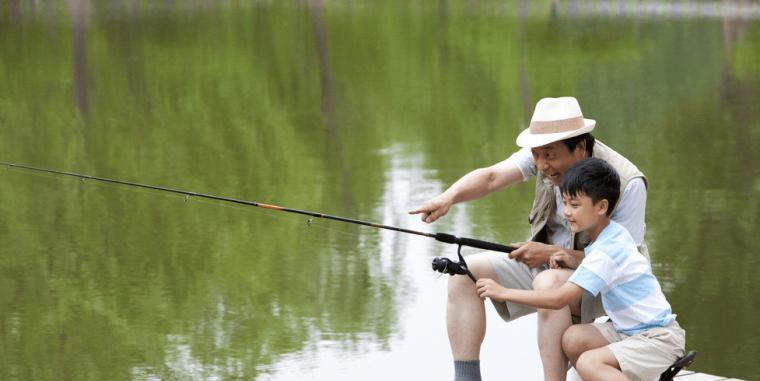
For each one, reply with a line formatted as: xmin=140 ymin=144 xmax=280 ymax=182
xmin=593 ymin=140 xmax=634 ymax=164
xmin=593 ymin=140 xmax=647 ymax=185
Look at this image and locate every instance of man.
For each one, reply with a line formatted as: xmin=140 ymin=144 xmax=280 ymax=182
xmin=409 ymin=97 xmax=649 ymax=381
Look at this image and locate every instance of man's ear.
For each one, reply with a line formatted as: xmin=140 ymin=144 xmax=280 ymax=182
xmin=596 ymin=199 xmax=609 ymax=216
xmin=573 ymin=140 xmax=587 ymax=159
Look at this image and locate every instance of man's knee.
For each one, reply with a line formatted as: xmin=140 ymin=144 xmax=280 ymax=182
xmin=447 ymin=254 xmax=495 ymax=299
xmin=532 ymin=269 xmax=568 ymax=291
xmin=465 ymin=254 xmax=497 ymax=279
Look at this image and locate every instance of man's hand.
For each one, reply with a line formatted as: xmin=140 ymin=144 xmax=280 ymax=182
xmin=408 ymin=194 xmax=453 ymax=224
xmin=549 ymin=250 xmax=580 ymax=269
xmin=508 ymin=241 xmax=556 ymax=268
xmin=476 ymin=278 xmax=509 ymax=302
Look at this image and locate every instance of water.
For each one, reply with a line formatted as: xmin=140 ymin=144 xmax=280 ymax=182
xmin=1 ymin=1 xmax=759 ymax=380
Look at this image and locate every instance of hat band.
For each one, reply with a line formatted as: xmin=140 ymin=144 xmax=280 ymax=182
xmin=529 ymin=116 xmax=585 ymax=134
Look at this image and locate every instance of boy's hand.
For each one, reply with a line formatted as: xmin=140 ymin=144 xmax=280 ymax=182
xmin=476 ymin=278 xmax=509 ymax=302
xmin=549 ymin=250 xmax=579 ymax=269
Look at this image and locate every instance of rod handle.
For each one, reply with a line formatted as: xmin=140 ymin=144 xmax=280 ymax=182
xmin=434 ymin=233 xmax=515 ymax=253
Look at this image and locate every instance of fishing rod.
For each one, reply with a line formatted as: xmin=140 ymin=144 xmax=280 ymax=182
xmin=2 ymin=162 xmax=516 ymax=282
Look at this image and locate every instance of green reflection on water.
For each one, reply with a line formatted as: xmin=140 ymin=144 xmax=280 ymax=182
xmin=1 ymin=1 xmax=759 ymax=380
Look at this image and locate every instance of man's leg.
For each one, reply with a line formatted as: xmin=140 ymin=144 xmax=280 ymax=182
xmin=447 ymin=255 xmax=499 ymax=380
xmin=532 ymin=269 xmax=578 ymax=381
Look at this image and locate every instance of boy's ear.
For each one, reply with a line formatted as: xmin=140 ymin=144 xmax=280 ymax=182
xmin=596 ymin=199 xmax=609 ymax=216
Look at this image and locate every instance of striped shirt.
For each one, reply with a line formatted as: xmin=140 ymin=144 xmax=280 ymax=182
xmin=569 ymin=221 xmax=676 ymax=335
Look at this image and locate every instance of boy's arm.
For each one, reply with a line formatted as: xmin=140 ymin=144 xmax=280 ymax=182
xmin=476 ymin=278 xmax=585 ymax=310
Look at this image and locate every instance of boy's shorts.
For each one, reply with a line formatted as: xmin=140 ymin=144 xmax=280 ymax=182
xmin=593 ymin=320 xmax=686 ymax=381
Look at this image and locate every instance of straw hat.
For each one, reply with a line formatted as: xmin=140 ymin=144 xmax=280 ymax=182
xmin=516 ymin=97 xmax=596 ymax=148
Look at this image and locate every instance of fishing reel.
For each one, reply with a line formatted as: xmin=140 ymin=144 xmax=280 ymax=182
xmin=431 ymin=257 xmax=469 ymax=276
xmin=431 ymin=245 xmax=476 ymax=283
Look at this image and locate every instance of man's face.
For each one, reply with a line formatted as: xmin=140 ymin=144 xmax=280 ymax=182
xmin=561 ymin=192 xmax=607 ymax=233
xmin=531 ymin=141 xmax=587 ymax=186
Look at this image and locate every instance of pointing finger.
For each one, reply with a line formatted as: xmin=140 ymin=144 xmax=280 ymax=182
xmin=408 ymin=206 xmax=430 ymax=215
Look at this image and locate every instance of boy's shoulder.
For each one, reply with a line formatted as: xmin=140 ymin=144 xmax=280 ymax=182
xmin=586 ymin=221 xmax=639 ymax=262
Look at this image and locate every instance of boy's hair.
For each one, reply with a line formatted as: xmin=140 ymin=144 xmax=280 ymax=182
xmin=560 ymin=157 xmax=620 ymax=216
xmin=561 ymin=133 xmax=595 ymax=157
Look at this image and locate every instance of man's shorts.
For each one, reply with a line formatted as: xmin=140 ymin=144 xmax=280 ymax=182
xmin=483 ymin=251 xmax=605 ymax=323
xmin=593 ymin=320 xmax=686 ymax=381
xmin=483 ymin=251 xmax=543 ymax=321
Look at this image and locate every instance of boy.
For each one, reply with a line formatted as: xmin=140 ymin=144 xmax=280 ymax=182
xmin=476 ymin=158 xmax=685 ymax=381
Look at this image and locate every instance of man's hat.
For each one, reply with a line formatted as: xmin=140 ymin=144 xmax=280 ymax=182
xmin=516 ymin=97 xmax=596 ymax=148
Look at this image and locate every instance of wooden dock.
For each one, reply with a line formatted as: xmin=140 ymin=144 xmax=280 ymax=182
xmin=568 ymin=368 xmax=747 ymax=381
xmin=673 ymin=370 xmax=746 ymax=381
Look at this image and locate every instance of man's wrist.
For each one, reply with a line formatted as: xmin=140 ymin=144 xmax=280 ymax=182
xmin=440 ymin=190 xmax=457 ymax=206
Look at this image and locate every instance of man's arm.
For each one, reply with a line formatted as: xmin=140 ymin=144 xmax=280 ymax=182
xmin=408 ymin=159 xmax=525 ymax=223
xmin=476 ymin=278 xmax=584 ymax=310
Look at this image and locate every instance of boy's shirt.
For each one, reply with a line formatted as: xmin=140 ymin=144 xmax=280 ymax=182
xmin=568 ymin=221 xmax=676 ymax=335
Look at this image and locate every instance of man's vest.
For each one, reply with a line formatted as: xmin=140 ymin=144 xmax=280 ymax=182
xmin=526 ymin=140 xmax=649 ymax=322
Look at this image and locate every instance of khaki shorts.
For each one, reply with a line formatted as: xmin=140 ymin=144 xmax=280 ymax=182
xmin=593 ymin=320 xmax=686 ymax=381
xmin=483 ymin=251 xmax=606 ymax=323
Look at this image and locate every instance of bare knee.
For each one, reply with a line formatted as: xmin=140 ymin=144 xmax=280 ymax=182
xmin=575 ymin=349 xmax=618 ymax=380
xmin=447 ymin=272 xmax=475 ymax=303
xmin=575 ymin=351 xmax=602 ymax=377
xmin=532 ymin=269 xmax=569 ymax=291
xmin=562 ymin=325 xmax=586 ymax=364
xmin=447 ymin=255 xmax=495 ymax=301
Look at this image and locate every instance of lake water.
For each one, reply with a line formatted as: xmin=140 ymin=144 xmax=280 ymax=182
xmin=1 ymin=1 xmax=759 ymax=380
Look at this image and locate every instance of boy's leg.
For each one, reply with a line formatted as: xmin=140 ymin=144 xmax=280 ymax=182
xmin=561 ymin=324 xmax=613 ymax=366
xmin=604 ymin=322 xmax=686 ymax=381
xmin=575 ymin=347 xmax=629 ymax=381
xmin=565 ymin=321 xmax=685 ymax=381
xmin=532 ymin=269 xmax=578 ymax=381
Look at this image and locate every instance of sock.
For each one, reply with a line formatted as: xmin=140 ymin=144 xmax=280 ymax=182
xmin=454 ymin=360 xmax=481 ymax=381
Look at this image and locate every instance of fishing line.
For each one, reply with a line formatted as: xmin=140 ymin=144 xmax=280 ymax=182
xmin=30 ymin=169 xmax=362 ymax=250
xmin=189 ymin=194 xmax=378 ymax=248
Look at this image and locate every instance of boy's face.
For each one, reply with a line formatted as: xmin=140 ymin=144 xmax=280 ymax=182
xmin=561 ymin=192 xmax=609 ymax=233
xmin=531 ymin=141 xmax=588 ymax=186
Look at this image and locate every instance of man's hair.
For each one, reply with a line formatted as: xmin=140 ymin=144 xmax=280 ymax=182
xmin=561 ymin=133 xmax=595 ymax=157
xmin=560 ymin=157 xmax=620 ymax=216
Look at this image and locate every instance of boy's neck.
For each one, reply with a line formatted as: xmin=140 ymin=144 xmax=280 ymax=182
xmin=588 ymin=217 xmax=611 ymax=242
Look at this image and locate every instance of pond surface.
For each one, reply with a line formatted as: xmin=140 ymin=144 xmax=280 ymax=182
xmin=1 ymin=1 xmax=759 ymax=380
